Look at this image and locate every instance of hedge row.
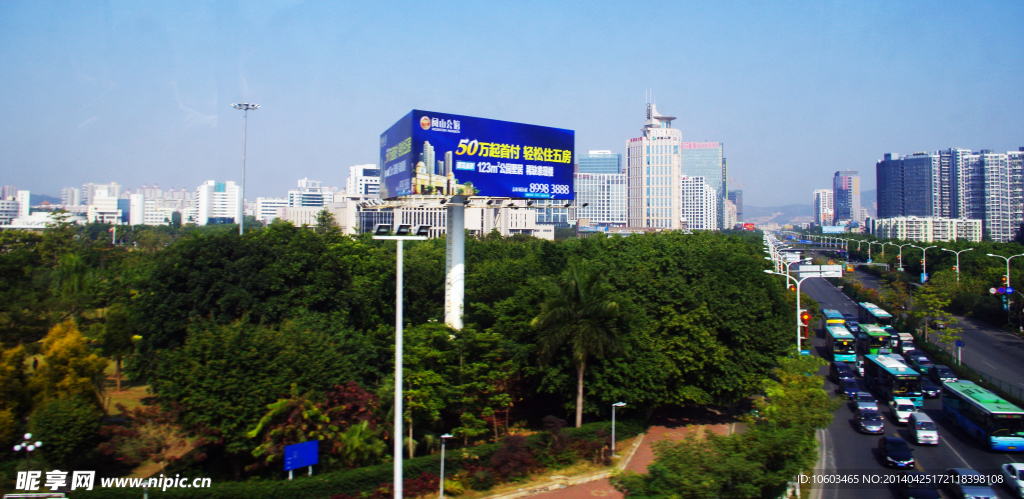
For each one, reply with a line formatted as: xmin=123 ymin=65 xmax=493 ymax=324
xmin=70 ymin=419 xmax=646 ymax=499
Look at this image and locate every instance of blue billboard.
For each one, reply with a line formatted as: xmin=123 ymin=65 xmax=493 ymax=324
xmin=284 ymin=440 xmax=318 ymax=471
xmin=379 ymin=110 xmax=575 ymax=200
xmin=821 ymin=226 xmax=846 ymax=234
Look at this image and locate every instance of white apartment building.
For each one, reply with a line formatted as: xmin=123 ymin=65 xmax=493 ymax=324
xmin=256 ymin=197 xmax=289 ymax=224
xmin=724 ymin=199 xmax=738 ymax=230
xmin=195 ymin=181 xmax=242 ymax=225
xmin=813 ymin=189 xmax=834 ymax=225
xmin=872 ymin=216 xmax=983 ymax=242
xmin=627 ymin=103 xmax=683 ymax=229
xmin=288 ymin=178 xmax=334 ymax=208
xmin=61 ymin=187 xmax=80 ymax=206
xmin=82 ymin=183 xmax=121 ymax=206
xmin=129 ymin=194 xmax=145 ymax=225
xmin=0 ymin=200 xmax=18 ymax=225
xmin=16 ymin=191 xmax=30 ymax=219
xmin=680 ymin=176 xmax=718 ymax=231
xmin=87 ymin=188 xmax=122 ymax=224
xmin=573 ymin=173 xmax=627 ymax=226
xmin=346 ymin=165 xmax=381 ymax=197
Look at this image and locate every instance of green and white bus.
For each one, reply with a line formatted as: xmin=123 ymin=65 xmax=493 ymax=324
xmin=858 ymin=302 xmax=893 ymax=327
xmin=826 ymin=325 xmax=857 ymax=362
xmin=858 ymin=324 xmax=892 ymax=355
xmin=865 ymin=354 xmax=923 ymax=407
xmin=943 ymin=381 xmax=1024 ymax=452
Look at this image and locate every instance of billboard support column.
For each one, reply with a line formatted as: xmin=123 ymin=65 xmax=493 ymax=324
xmin=445 ymin=200 xmax=465 ymax=329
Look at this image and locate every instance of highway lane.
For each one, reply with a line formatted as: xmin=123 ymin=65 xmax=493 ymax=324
xmin=853 ymin=269 xmax=1024 ymax=394
xmin=798 ymin=275 xmax=1022 ymax=499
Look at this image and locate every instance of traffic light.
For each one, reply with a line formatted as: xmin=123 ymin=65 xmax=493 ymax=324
xmin=952 ymin=266 xmax=957 ymax=272
xmin=788 ymin=285 xmax=796 ymax=292
xmin=920 ymin=260 xmax=924 ymax=265
xmin=1002 ymin=276 xmax=1008 ymax=284
xmin=800 ymin=310 xmax=811 ymax=326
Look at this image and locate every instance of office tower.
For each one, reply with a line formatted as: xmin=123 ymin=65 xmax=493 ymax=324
xmin=346 ymin=165 xmax=381 ymax=197
xmin=573 ymin=173 xmax=627 ymax=225
xmin=87 ymin=187 xmax=122 ymax=224
xmin=680 ymin=142 xmax=725 ymax=228
xmin=680 ymin=176 xmax=718 ymax=230
xmin=945 ymin=148 xmax=974 ymax=218
xmin=627 ymin=103 xmax=682 ymax=229
xmin=578 ymin=151 xmax=622 ymax=174
xmin=727 ymin=190 xmax=743 ymax=221
xmin=195 ymin=181 xmax=242 ymax=225
xmin=256 ymin=197 xmax=289 ymax=223
xmin=128 ymin=194 xmax=145 ymax=225
xmin=724 ymin=199 xmax=737 ymax=229
xmin=813 ymin=189 xmax=834 ymax=225
xmin=61 ymin=187 xmax=80 ymax=206
xmin=979 ymin=151 xmax=1011 ymax=242
xmin=833 ymin=171 xmax=861 ymax=223
xmin=876 ymin=152 xmax=941 ymax=219
xmin=287 ymin=178 xmax=328 ymax=207
xmin=0 ymin=199 xmax=17 ymax=224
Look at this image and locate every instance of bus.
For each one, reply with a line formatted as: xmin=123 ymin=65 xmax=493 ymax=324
xmin=858 ymin=302 xmax=893 ymax=327
xmin=826 ymin=325 xmax=857 ymax=362
xmin=942 ymin=381 xmax=1024 ymax=452
xmin=821 ymin=309 xmax=845 ymax=332
xmin=865 ymin=354 xmax=923 ymax=407
xmin=858 ymin=324 xmax=892 ymax=355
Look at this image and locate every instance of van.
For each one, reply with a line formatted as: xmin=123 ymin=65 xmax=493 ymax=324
xmin=908 ymin=412 xmax=938 ymax=445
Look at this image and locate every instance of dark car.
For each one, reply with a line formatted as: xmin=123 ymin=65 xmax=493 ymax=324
xmin=830 ymin=362 xmax=856 ymax=383
xmin=902 ymin=349 xmax=924 ymax=364
xmin=878 ymin=436 xmax=915 ymax=468
xmin=839 ymin=379 xmax=860 ymax=399
xmin=856 ymin=408 xmax=885 ymax=434
xmin=896 ymin=471 xmax=941 ymax=499
xmin=931 ymin=365 xmax=958 ymax=384
xmin=928 ymin=320 xmax=947 ymax=330
xmin=921 ymin=378 xmax=941 ymax=398
xmin=851 ymin=391 xmax=878 ymax=412
xmin=909 ymin=356 xmax=933 ymax=374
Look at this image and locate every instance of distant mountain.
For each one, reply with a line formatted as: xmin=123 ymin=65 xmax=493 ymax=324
xmin=31 ymin=194 xmax=61 ymax=205
xmin=742 ymin=204 xmax=813 ymax=224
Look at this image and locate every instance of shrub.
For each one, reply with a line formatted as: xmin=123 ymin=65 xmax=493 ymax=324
xmin=29 ymin=396 xmax=102 ymax=469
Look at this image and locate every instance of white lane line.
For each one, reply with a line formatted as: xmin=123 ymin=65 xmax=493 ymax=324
xmin=940 ymin=436 xmax=971 ymax=468
xmin=983 ymin=361 xmax=996 ymax=369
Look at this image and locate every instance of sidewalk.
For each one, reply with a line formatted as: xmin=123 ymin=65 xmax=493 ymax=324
xmin=503 ymin=420 xmax=736 ymax=499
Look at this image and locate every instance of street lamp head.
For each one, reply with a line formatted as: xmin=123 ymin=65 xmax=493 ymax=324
xmin=373 ymin=224 xmax=392 ymax=236
xmin=987 ymin=253 xmax=998 ymax=257
xmin=613 ymin=402 xmax=626 ymax=407
xmin=394 ymin=224 xmax=412 ymax=236
xmin=231 ymin=103 xmax=260 ymax=110
xmin=413 ymin=225 xmax=431 ymax=237
xmin=763 ymin=270 xmax=773 ymax=274
xmin=440 ymin=433 xmax=453 ymax=439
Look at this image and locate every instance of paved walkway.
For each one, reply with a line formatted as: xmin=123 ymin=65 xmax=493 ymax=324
xmin=526 ymin=422 xmax=734 ymax=499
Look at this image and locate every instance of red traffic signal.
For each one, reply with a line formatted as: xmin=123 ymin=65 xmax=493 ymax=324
xmin=800 ymin=311 xmax=811 ymax=326
xmin=1002 ymin=276 xmax=1008 ymax=284
xmin=788 ymin=285 xmax=796 ymax=292
xmin=952 ymin=266 xmax=957 ymax=272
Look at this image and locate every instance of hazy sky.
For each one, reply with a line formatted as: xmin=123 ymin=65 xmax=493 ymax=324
xmin=2 ymin=1 xmax=1022 ymax=206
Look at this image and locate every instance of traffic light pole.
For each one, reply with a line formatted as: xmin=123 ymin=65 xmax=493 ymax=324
xmin=767 ymin=270 xmax=813 ymax=355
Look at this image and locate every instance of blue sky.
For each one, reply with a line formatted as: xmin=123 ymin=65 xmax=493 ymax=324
xmin=2 ymin=0 xmax=1022 ymax=206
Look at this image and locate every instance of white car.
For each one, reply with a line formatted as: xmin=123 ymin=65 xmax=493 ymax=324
xmin=890 ymin=400 xmax=917 ymax=424
xmin=1003 ymin=463 xmax=1024 ymax=498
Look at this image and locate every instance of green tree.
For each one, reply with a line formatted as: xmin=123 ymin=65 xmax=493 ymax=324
xmin=532 ymin=260 xmax=621 ymax=428
xmin=29 ymin=396 xmax=103 ymax=469
xmin=314 ymin=208 xmax=338 ymax=234
xmin=30 ymin=319 xmax=108 ymax=406
xmin=94 ymin=304 xmax=137 ymax=392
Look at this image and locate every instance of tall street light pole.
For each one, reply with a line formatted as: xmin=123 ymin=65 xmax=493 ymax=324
xmin=232 ymin=103 xmax=259 ymax=236
xmin=942 ymin=247 xmax=974 ymax=283
xmin=766 ymin=269 xmax=813 ymax=355
xmin=910 ymin=245 xmax=937 ymax=282
xmin=986 ymin=252 xmax=1024 ymax=289
xmin=438 ymin=433 xmax=452 ymax=499
xmin=373 ymin=224 xmax=429 ymax=499
xmin=611 ymin=402 xmax=626 ymax=457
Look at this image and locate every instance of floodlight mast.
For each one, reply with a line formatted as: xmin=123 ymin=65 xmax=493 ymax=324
xmin=232 ymin=103 xmax=259 ymax=235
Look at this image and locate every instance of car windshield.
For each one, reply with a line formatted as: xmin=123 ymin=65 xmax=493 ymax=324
xmin=917 ymin=359 xmax=933 ymax=366
xmin=887 ymin=441 xmax=911 ymax=452
xmin=937 ymin=367 xmax=954 ymax=376
xmin=857 ymin=394 xmax=874 ymax=402
xmin=897 ymin=404 xmax=915 ymax=412
xmin=915 ymin=421 xmax=936 ymax=431
xmin=861 ymin=412 xmax=882 ymax=421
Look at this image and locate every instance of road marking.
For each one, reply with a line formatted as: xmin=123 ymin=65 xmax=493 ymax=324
xmin=939 ymin=435 xmax=971 ymax=468
xmin=983 ymin=361 xmax=996 ymax=369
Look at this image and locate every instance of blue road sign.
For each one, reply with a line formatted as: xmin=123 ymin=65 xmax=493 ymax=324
xmin=284 ymin=440 xmax=319 ymax=471
xmin=999 ymin=287 xmax=1007 ymax=294
xmin=800 ymin=349 xmax=811 ymax=356
xmin=1008 ymin=286 xmax=1015 ymax=294
xmin=955 ymin=340 xmax=964 ymax=347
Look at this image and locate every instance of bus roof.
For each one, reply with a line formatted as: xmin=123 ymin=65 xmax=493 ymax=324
xmin=827 ymin=325 xmax=855 ymax=339
xmin=943 ymin=381 xmax=1024 ymax=414
xmin=859 ymin=302 xmax=893 ymax=319
xmin=822 ymin=309 xmax=844 ymax=319
xmin=866 ymin=354 xmax=920 ymax=376
xmin=861 ymin=325 xmax=892 ymax=337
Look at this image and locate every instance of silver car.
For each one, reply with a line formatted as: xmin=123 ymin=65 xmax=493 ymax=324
xmin=944 ymin=468 xmax=997 ymax=499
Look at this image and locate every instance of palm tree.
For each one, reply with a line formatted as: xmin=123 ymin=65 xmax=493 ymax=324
xmin=531 ymin=261 xmax=621 ymax=427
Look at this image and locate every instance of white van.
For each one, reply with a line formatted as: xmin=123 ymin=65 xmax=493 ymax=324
xmin=909 ymin=412 xmax=939 ymax=445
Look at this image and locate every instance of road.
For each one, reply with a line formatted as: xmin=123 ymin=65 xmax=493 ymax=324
xmin=852 ymin=269 xmax=1024 ymax=395
xmin=799 ymin=275 xmax=1022 ymax=499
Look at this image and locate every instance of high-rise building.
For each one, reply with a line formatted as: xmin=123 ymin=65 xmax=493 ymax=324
xmin=16 ymin=191 xmax=30 ymax=219
xmin=627 ymin=103 xmax=682 ymax=229
xmin=1 ymin=186 xmax=17 ymax=200
xmin=61 ymin=187 xmax=80 ymax=206
xmin=573 ymin=173 xmax=627 ymax=225
xmin=82 ymin=183 xmax=122 ymax=206
xmin=727 ymin=190 xmax=743 ymax=221
xmin=680 ymin=176 xmax=718 ymax=231
xmin=129 ymin=194 xmax=145 ymax=225
xmin=287 ymin=178 xmax=332 ymax=208
xmin=346 ymin=165 xmax=381 ymax=197
xmin=876 ymin=153 xmax=941 ymax=219
xmin=195 ymin=180 xmax=242 ymax=225
xmin=680 ymin=142 xmax=726 ymax=228
xmin=724 ymin=199 xmax=738 ymax=229
xmin=1009 ymin=149 xmax=1024 ymax=240
xmin=87 ymin=187 xmax=122 ymax=224
xmin=255 ymin=197 xmax=289 ymax=224
xmin=0 ymin=199 xmax=18 ymax=224
xmin=833 ymin=171 xmax=861 ymax=223
xmin=578 ymin=151 xmax=622 ymax=174
xmin=813 ymin=189 xmax=834 ymax=225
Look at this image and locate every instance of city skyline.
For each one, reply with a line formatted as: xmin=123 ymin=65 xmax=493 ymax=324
xmin=2 ymin=1 xmax=1022 ymax=206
